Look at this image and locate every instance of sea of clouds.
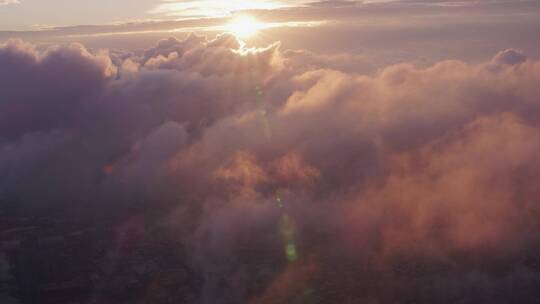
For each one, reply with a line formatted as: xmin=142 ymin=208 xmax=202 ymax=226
xmin=1 ymin=34 xmax=540 ymax=303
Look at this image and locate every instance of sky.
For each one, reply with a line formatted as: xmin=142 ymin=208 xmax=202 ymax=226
xmin=0 ymin=0 xmax=312 ymax=29
xmin=2 ymin=1 xmax=540 ymax=303
xmin=1 ymin=0 xmax=540 ymax=65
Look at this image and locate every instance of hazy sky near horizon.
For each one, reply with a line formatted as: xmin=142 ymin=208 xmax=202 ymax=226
xmin=1 ymin=0 xmax=538 ymax=28
xmin=1 ymin=0 xmax=540 ymax=65
xmin=0 ymin=0 xmax=319 ymax=29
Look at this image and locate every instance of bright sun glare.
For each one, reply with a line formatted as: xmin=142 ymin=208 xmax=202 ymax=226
xmin=226 ymin=16 xmax=264 ymax=39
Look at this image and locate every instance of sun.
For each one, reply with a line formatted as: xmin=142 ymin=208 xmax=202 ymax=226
xmin=226 ymin=16 xmax=264 ymax=39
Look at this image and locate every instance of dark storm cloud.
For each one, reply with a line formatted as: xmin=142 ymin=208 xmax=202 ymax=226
xmin=2 ymin=34 xmax=540 ymax=303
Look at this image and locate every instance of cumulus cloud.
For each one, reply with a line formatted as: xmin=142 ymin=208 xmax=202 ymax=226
xmin=2 ymin=34 xmax=540 ymax=303
xmin=492 ymin=48 xmax=528 ymax=66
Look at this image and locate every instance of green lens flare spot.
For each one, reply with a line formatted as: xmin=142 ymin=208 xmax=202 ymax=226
xmin=286 ymin=243 xmax=298 ymax=261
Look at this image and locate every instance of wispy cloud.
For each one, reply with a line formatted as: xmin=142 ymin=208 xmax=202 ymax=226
xmin=149 ymin=0 xmax=314 ymax=17
xmin=0 ymin=0 xmax=19 ymax=6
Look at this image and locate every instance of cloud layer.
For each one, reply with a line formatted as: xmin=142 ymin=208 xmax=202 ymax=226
xmin=2 ymin=35 xmax=540 ymax=303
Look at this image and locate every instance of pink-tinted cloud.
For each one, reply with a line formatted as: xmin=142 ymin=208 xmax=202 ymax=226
xmin=2 ymin=34 xmax=540 ymax=303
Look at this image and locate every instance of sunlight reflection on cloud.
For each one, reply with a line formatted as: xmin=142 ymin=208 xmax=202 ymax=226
xmin=150 ymin=0 xmax=294 ymax=17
